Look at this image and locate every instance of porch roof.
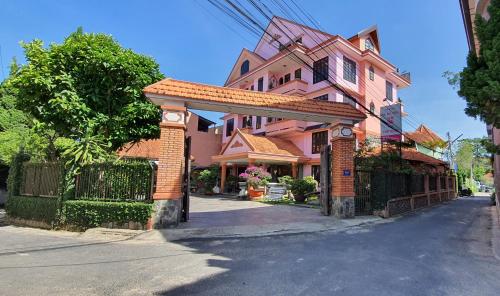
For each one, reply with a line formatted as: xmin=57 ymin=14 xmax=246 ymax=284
xmin=144 ymin=78 xmax=366 ymax=123
xmin=213 ymin=129 xmax=308 ymax=164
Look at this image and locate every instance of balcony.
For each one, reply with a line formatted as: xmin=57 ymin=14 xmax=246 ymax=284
xmin=265 ymin=119 xmax=307 ymax=136
xmin=269 ymin=79 xmax=308 ymax=96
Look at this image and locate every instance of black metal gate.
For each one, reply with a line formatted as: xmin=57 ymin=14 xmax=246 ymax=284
xmin=320 ymin=145 xmax=332 ymax=216
xmin=181 ymin=136 xmax=191 ymax=222
xmin=354 ymin=170 xmax=372 ymax=215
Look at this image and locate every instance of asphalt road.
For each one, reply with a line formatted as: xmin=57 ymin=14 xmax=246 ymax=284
xmin=0 ymin=196 xmax=499 ymax=296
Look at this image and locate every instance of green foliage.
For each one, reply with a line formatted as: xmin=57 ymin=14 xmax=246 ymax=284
xmin=197 ymin=167 xmax=219 ymax=192
xmin=290 ymin=176 xmax=317 ymax=197
xmin=63 ymin=200 xmax=153 ymax=229
xmin=10 ymin=28 xmax=164 ymax=151
xmin=6 ymin=196 xmax=59 ymax=225
xmin=59 ymin=132 xmax=112 ymax=172
xmin=6 ymin=152 xmax=30 ymax=197
xmin=455 ymin=138 xmax=491 ymax=182
xmin=278 ymin=175 xmax=294 ymax=188
xmin=457 ymin=0 xmax=500 ymax=128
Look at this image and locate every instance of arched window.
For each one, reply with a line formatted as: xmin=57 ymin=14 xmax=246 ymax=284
xmin=365 ymin=38 xmax=374 ymax=51
xmin=369 ymin=66 xmax=375 ymax=81
xmin=369 ymin=101 xmax=375 ymax=114
xmin=240 ymin=60 xmax=250 ymax=76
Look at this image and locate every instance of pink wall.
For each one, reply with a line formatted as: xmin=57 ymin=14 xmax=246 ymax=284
xmin=186 ymin=112 xmax=222 ymax=167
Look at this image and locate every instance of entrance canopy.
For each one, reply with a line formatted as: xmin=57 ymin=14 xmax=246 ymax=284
xmin=144 ymin=78 xmax=366 ymax=123
xmin=213 ymin=128 xmax=307 ymax=165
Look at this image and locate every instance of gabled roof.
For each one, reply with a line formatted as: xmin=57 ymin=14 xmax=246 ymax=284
xmin=405 ymin=125 xmax=444 ymax=145
xmin=348 ymin=25 xmax=381 ymax=52
xmin=224 ymin=48 xmax=266 ymax=86
xmin=369 ymin=146 xmax=446 ymax=166
xmin=221 ymin=129 xmax=304 ymax=157
xmin=144 ymin=78 xmax=367 ymax=122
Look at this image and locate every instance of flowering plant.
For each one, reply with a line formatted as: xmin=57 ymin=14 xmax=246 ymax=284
xmin=239 ymin=166 xmax=271 ymax=188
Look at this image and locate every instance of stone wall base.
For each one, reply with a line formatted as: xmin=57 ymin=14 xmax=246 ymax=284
xmin=153 ymin=199 xmax=181 ymax=228
xmin=332 ymin=196 xmax=355 ymax=218
xmin=6 ymin=216 xmax=53 ymax=229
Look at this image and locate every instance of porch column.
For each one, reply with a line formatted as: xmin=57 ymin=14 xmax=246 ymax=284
xmin=152 ymin=104 xmax=187 ymax=228
xmin=330 ymin=123 xmax=355 ymax=218
xmin=232 ymin=164 xmax=238 ymax=176
xmin=424 ymin=175 xmax=430 ymax=206
xmin=220 ymin=163 xmax=227 ymax=194
xmin=291 ymin=162 xmax=298 ymax=178
xmin=248 ymin=159 xmax=255 ymax=166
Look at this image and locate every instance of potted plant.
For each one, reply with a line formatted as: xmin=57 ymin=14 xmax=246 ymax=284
xmin=197 ymin=167 xmax=219 ymax=195
xmin=291 ymin=176 xmax=317 ymax=203
xmin=239 ymin=166 xmax=271 ymax=200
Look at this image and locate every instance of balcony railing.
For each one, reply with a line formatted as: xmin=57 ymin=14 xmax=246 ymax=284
xmin=265 ymin=119 xmax=307 ymax=136
xmin=268 ymin=79 xmax=308 ymax=96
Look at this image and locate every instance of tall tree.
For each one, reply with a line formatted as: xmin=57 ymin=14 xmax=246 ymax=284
xmin=459 ymin=0 xmax=500 ymax=128
xmin=11 ymin=28 xmax=164 ymax=151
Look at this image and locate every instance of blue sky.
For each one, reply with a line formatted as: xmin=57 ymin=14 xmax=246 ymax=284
xmin=0 ymin=0 xmax=486 ymax=139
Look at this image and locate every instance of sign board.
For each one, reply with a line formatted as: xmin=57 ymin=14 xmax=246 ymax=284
xmin=380 ymin=104 xmax=402 ymax=142
xmin=343 ymin=169 xmax=351 ymax=177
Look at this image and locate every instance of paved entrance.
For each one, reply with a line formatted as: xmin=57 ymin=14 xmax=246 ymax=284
xmin=180 ymin=195 xmax=326 ymax=229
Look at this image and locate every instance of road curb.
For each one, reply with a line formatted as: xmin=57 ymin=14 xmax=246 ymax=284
xmin=491 ymin=206 xmax=500 ymax=261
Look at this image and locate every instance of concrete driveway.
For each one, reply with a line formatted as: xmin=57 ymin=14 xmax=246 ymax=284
xmin=181 ymin=194 xmax=326 ymax=228
xmin=135 ymin=194 xmax=380 ymax=241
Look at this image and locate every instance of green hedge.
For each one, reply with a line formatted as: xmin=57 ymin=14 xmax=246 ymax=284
xmin=63 ymin=200 xmax=153 ymax=229
xmin=6 ymin=196 xmax=59 ymax=224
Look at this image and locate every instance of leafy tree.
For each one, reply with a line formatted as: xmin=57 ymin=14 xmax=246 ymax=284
xmin=446 ymin=1 xmax=500 ymax=128
xmin=11 ymin=28 xmax=164 ymax=151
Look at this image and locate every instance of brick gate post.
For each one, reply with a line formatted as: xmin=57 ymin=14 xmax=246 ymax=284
xmin=152 ymin=105 xmax=187 ymax=228
xmin=330 ymin=123 xmax=355 ymax=218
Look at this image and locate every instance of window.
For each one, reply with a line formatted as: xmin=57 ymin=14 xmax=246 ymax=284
xmin=267 ymin=117 xmax=273 ymax=123
xmin=250 ymin=85 xmax=254 ymax=91
xmin=343 ymin=56 xmax=356 ymax=84
xmin=226 ymin=118 xmax=234 ymax=137
xmin=258 ymin=77 xmax=264 ymax=91
xmin=369 ymin=101 xmax=375 ymax=114
xmin=311 ymin=165 xmax=320 ymax=183
xmin=279 ymin=77 xmax=284 ymax=85
xmin=256 ymin=116 xmax=262 ymax=129
xmin=242 ymin=116 xmax=252 ymax=128
xmin=313 ymin=94 xmax=328 ymax=101
xmin=197 ymin=117 xmax=211 ymax=132
xmin=365 ymin=38 xmax=374 ymax=51
xmin=343 ymin=94 xmax=356 ymax=107
xmin=311 ymin=131 xmax=328 ymax=154
xmin=313 ymin=57 xmax=328 ymax=84
xmin=284 ymin=73 xmax=291 ymax=83
xmin=294 ymin=68 xmax=301 ymax=80
xmin=386 ymin=81 xmax=393 ymax=101
xmin=369 ymin=66 xmax=375 ymax=81
xmin=240 ymin=60 xmax=250 ymax=76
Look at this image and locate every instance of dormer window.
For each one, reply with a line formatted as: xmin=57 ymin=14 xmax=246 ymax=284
xmin=369 ymin=66 xmax=375 ymax=81
xmin=240 ymin=60 xmax=250 ymax=76
xmin=365 ymin=38 xmax=374 ymax=51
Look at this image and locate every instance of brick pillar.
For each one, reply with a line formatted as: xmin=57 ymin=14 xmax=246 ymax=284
xmin=220 ymin=163 xmax=227 ymax=194
xmin=291 ymin=162 xmax=298 ymax=178
xmin=152 ymin=105 xmax=187 ymax=228
xmin=330 ymin=123 xmax=355 ymax=218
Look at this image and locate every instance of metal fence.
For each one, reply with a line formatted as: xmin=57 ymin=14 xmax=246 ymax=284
xmin=19 ymin=162 xmax=63 ymax=197
xmin=354 ymin=170 xmax=372 ymax=215
xmin=75 ymin=162 xmax=154 ymax=201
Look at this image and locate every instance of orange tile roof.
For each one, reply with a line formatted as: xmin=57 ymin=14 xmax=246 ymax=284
xmin=369 ymin=146 xmax=446 ymax=166
xmin=118 ymin=139 xmax=194 ymax=161
xmin=405 ymin=124 xmax=444 ymax=145
xmin=144 ymin=78 xmax=366 ymax=121
xmin=239 ymin=130 xmax=305 ymax=157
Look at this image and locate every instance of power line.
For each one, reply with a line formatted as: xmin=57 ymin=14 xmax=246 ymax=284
xmin=207 ymin=0 xmax=441 ymax=154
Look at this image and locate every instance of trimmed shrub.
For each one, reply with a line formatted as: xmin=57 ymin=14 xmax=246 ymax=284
xmin=6 ymin=152 xmax=30 ymax=198
xmin=63 ymin=200 xmax=153 ymax=229
xmin=6 ymin=196 xmax=59 ymax=225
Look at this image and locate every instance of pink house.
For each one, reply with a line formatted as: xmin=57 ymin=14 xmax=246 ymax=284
xmin=212 ymin=17 xmax=411 ymax=187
